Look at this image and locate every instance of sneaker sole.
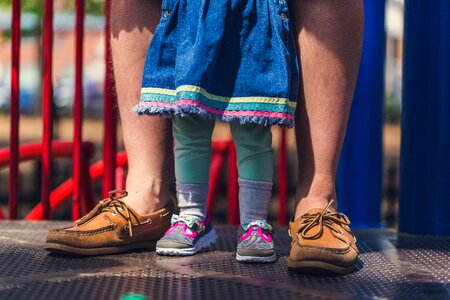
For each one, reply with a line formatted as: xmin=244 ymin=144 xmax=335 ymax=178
xmin=286 ymin=258 xmax=355 ymax=275
xmin=236 ymin=253 xmax=276 ymax=263
xmin=156 ymin=229 xmax=218 ymax=256
xmin=44 ymin=240 xmax=157 ymax=257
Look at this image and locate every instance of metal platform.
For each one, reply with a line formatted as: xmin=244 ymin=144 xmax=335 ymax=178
xmin=0 ymin=221 xmax=448 ymax=300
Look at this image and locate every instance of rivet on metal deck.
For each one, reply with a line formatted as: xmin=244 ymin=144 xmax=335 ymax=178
xmin=0 ymin=221 xmax=448 ymax=300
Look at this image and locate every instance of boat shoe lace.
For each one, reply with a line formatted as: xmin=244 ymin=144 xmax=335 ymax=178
xmin=74 ymin=190 xmax=138 ymax=237
xmin=289 ymin=200 xmax=357 ymax=245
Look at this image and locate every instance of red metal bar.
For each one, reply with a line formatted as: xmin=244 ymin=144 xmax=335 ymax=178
xmin=8 ymin=0 xmax=21 ymax=220
xmin=227 ymin=141 xmax=239 ymax=225
xmin=72 ymin=0 xmax=85 ymax=221
xmin=278 ymin=128 xmax=287 ymax=225
xmin=0 ymin=141 xmax=95 ymax=168
xmin=24 ymin=138 xmax=232 ymax=220
xmin=102 ymin=0 xmax=117 ymax=197
xmin=207 ymin=140 xmax=230 ymax=216
xmin=26 ymin=152 xmax=128 ymax=220
xmin=41 ymin=0 xmax=54 ymax=219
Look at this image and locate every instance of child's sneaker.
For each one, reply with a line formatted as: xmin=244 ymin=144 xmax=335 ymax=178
xmin=156 ymin=214 xmax=217 ymax=256
xmin=236 ymin=220 xmax=276 ymax=263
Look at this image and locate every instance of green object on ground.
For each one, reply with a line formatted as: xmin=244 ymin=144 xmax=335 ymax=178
xmin=120 ymin=293 xmax=148 ymax=300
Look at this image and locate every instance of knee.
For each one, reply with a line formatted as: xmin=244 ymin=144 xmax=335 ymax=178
xmin=173 ymin=117 xmax=214 ymax=149
xmin=230 ymin=122 xmax=272 ymax=151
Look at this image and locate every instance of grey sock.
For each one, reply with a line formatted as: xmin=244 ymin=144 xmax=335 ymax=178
xmin=238 ymin=178 xmax=273 ymax=224
xmin=176 ymin=182 xmax=208 ymax=221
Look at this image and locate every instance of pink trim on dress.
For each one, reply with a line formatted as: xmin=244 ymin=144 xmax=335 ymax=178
xmin=138 ymin=100 xmax=294 ymax=121
xmin=178 ymin=99 xmax=293 ymax=120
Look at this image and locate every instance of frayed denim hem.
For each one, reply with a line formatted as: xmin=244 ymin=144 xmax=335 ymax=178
xmin=133 ymin=104 xmax=294 ymax=128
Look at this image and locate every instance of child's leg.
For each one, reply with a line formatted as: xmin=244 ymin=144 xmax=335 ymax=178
xmin=173 ymin=115 xmax=215 ymax=220
xmin=156 ymin=115 xmax=217 ymax=256
xmin=230 ymin=121 xmax=273 ymax=225
xmin=230 ymin=121 xmax=276 ymax=263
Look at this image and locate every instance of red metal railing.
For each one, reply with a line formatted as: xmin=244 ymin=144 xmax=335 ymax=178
xmin=8 ymin=0 xmax=20 ymax=220
xmin=102 ymin=0 xmax=117 ymax=198
xmin=72 ymin=0 xmax=85 ymax=221
xmin=41 ymin=0 xmax=54 ymax=220
xmin=0 ymin=141 xmax=96 ymax=219
xmin=4 ymin=4 xmax=289 ymax=224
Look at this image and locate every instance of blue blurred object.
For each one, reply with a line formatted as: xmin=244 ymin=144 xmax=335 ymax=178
xmin=399 ymin=0 xmax=450 ymax=236
xmin=337 ymin=0 xmax=386 ymax=228
xmin=0 ymin=86 xmax=37 ymax=113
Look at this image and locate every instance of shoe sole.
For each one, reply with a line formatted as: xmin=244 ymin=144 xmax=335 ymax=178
xmin=156 ymin=229 xmax=218 ymax=256
xmin=236 ymin=253 xmax=276 ymax=263
xmin=44 ymin=240 xmax=157 ymax=257
xmin=286 ymin=258 xmax=355 ymax=275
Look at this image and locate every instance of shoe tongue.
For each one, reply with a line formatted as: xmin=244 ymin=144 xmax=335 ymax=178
xmin=289 ymin=207 xmax=332 ymax=233
xmin=114 ymin=202 xmax=142 ymax=224
xmin=305 ymin=208 xmax=328 ymax=215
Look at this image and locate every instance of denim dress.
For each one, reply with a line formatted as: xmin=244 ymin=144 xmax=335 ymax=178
xmin=136 ymin=0 xmax=299 ymax=127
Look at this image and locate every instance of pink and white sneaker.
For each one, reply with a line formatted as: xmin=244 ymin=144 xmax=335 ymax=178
xmin=236 ymin=220 xmax=276 ymax=263
xmin=156 ymin=214 xmax=217 ymax=256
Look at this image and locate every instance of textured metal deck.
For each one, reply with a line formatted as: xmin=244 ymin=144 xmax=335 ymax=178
xmin=0 ymin=221 xmax=448 ymax=300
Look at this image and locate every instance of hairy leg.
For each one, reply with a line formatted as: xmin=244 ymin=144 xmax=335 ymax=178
xmin=289 ymin=0 xmax=364 ymax=218
xmin=111 ymin=0 xmax=173 ymax=214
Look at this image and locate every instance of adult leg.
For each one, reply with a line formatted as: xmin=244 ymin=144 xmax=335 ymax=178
xmin=111 ymin=0 xmax=174 ymax=214
xmin=44 ymin=0 xmax=175 ymax=256
xmin=289 ymin=0 xmax=364 ymax=218
xmin=285 ymin=0 xmax=363 ymax=274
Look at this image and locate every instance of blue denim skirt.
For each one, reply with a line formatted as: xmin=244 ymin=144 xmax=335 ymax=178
xmin=136 ymin=0 xmax=299 ymax=127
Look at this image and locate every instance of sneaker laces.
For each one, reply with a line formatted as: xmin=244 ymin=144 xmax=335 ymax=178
xmin=242 ymin=220 xmax=273 ymax=232
xmin=296 ymin=199 xmax=354 ymax=240
xmin=75 ymin=190 xmax=138 ymax=237
xmin=171 ymin=214 xmax=204 ymax=232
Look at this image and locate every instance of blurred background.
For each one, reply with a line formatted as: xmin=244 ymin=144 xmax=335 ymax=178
xmin=0 ymin=0 xmax=403 ymax=226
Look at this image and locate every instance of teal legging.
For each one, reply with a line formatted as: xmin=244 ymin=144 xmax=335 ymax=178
xmin=173 ymin=116 xmax=273 ymax=184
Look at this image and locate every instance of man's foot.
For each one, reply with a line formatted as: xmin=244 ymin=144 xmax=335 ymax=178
xmin=44 ymin=190 xmax=174 ymax=256
xmin=156 ymin=215 xmax=217 ymax=256
xmin=236 ymin=220 xmax=276 ymax=263
xmin=287 ymin=199 xmax=359 ymax=275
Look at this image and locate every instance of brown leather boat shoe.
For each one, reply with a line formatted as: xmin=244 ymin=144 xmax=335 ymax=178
xmin=287 ymin=200 xmax=359 ymax=275
xmin=45 ymin=190 xmax=174 ymax=256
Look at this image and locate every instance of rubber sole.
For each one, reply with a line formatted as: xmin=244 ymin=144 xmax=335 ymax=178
xmin=236 ymin=253 xmax=276 ymax=263
xmin=286 ymin=258 xmax=355 ymax=275
xmin=156 ymin=229 xmax=218 ymax=256
xmin=44 ymin=240 xmax=157 ymax=257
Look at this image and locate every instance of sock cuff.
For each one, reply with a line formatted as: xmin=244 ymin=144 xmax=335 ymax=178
xmin=176 ymin=182 xmax=209 ymax=194
xmin=238 ymin=177 xmax=273 ymax=191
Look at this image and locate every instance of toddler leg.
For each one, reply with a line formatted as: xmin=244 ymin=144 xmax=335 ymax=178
xmin=230 ymin=121 xmax=276 ymax=263
xmin=156 ymin=115 xmax=217 ymax=256
xmin=230 ymin=121 xmax=273 ymax=224
xmin=173 ymin=115 xmax=215 ymax=220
